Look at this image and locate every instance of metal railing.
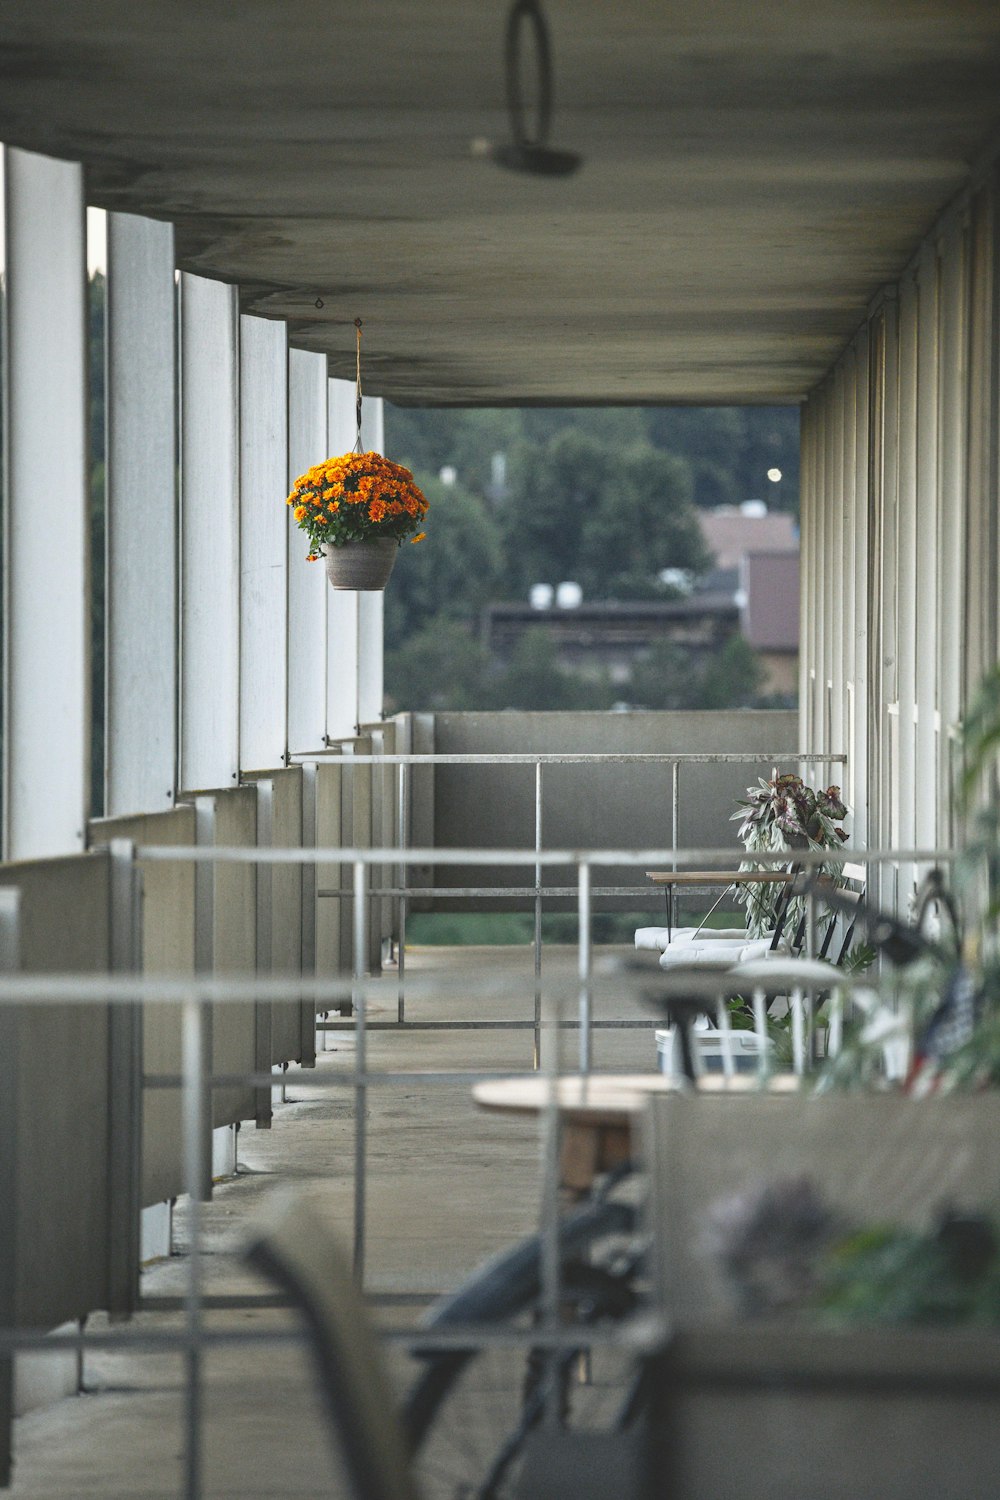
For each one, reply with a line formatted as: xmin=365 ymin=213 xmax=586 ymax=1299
xmin=306 ymin=749 xmax=846 ymax=1063
xmin=0 ymin=836 xmax=955 ymax=1500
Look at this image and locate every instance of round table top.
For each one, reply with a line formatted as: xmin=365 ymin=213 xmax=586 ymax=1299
xmin=472 ymin=1073 xmax=678 ymax=1125
xmin=472 ymin=1071 xmax=800 ymax=1124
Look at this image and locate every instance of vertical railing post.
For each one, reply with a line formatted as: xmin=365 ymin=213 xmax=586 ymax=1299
xmin=397 ymin=761 xmax=408 ymax=1024
xmin=533 ymin=761 xmax=543 ymax=1070
xmin=352 ymin=859 xmax=368 ymax=1281
xmin=0 ymin=891 xmax=21 ymax=1488
xmin=181 ymin=991 xmax=208 ymax=1500
xmin=253 ymin=783 xmax=274 ymax=1129
xmin=107 ymin=839 xmax=143 ymax=1317
xmin=577 ymin=860 xmax=593 ymax=1074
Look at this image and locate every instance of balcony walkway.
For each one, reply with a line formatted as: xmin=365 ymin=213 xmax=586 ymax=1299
xmin=9 ymin=942 xmax=652 ymax=1498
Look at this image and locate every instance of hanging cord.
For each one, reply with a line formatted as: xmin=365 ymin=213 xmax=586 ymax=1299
xmin=353 ymin=318 xmax=364 ymax=454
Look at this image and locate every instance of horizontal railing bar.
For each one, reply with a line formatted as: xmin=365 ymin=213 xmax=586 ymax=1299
xmin=143 ymin=1061 xmax=655 ymax=1089
xmin=0 ymin=1316 xmax=665 ymax=1357
xmin=288 ymin=751 xmax=846 ymax=765
xmin=314 ymin=1020 xmax=657 ymax=1033
xmin=134 ymin=844 xmax=955 ymax=868
xmin=318 ymin=886 xmax=668 ymax=899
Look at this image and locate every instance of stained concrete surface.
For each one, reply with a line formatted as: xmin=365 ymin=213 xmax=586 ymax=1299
xmin=2 ymin=3 xmax=1000 ymax=402
xmin=8 ymin=944 xmax=655 ymax=1498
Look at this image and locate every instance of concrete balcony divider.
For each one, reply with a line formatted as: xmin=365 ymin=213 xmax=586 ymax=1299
xmin=423 ymin=709 xmax=801 ymax=912
xmin=90 ymin=806 xmax=197 ymax=1207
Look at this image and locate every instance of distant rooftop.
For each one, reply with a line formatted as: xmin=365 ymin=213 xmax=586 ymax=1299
xmin=740 ymin=551 xmax=800 ymax=652
xmin=699 ymin=505 xmax=799 ymax=571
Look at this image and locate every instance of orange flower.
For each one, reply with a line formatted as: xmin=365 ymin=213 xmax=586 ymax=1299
xmin=293 ymin=505 xmax=308 ymax=521
xmin=328 ymin=501 xmax=339 ymax=512
xmin=410 ymin=532 xmax=426 ymax=544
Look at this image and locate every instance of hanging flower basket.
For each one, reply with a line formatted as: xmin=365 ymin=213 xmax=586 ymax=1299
xmin=323 ymin=535 xmax=400 ymax=592
xmin=285 ymin=321 xmax=429 ymax=591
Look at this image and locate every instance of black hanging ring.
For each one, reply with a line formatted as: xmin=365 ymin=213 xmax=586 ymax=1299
xmin=505 ymin=0 xmax=553 ymax=150
xmin=315 ymin=297 xmax=324 ymax=308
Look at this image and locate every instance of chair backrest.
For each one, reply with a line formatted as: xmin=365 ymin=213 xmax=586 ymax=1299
xmin=788 ymin=860 xmax=867 ymax=964
xmin=244 ymin=1189 xmax=420 ymax=1500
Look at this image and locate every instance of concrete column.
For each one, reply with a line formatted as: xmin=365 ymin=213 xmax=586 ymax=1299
xmin=287 ymin=348 xmax=328 ymax=753
xmin=106 ymin=212 xmax=178 ymax=816
xmin=936 ymin=214 xmax=968 ymax=846
xmin=2 ymin=148 xmax=89 ymax=859
xmin=895 ymin=272 xmax=919 ymax=878
xmin=326 ymin=377 xmax=359 ymax=740
xmin=357 ymin=394 xmax=385 ymax=725
xmin=851 ymin=324 xmax=871 ymax=845
xmin=179 ymin=274 xmax=240 ymax=791
xmin=239 ymin=315 xmax=288 ymax=771
xmin=914 ymin=242 xmax=940 ymax=851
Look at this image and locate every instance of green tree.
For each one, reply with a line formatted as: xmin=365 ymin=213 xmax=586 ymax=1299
xmin=578 ymin=445 xmax=707 ymax=595
xmin=698 ymin=634 xmax=766 ymax=708
xmin=502 ymin=429 xmax=614 ymax=594
xmin=384 ymin=621 xmax=493 ymax=712
xmin=382 ymin=474 xmax=503 ymax=638
xmin=487 ymin=629 xmax=615 ymax=711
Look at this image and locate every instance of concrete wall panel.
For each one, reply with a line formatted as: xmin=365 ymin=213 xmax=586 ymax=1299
xmin=0 ymin=855 xmax=112 ymax=1326
xmin=91 ymin=806 xmax=197 ymax=1206
xmin=430 ymin=710 xmax=800 ymax=910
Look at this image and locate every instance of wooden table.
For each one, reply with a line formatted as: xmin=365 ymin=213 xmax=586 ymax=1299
xmin=645 ymin=868 xmax=793 ymax=940
xmin=473 ymin=1072 xmax=798 ymax=1193
xmin=473 ymin=1074 xmax=677 ymax=1193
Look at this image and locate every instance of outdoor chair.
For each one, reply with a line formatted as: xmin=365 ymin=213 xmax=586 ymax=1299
xmin=656 ymin=862 xmax=865 ymax=975
xmin=244 ymin=1188 xmax=420 ymax=1500
xmin=244 ymin=1187 xmax=655 ymax=1500
xmin=635 ymin=860 xmax=801 ymax=955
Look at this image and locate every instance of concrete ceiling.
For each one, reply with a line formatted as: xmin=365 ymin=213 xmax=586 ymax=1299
xmin=2 ymin=2 xmax=1000 ymax=405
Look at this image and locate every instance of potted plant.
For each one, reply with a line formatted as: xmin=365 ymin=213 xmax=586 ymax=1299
xmin=731 ymin=771 xmax=849 ymax=937
xmin=286 ymin=450 xmax=429 ymax=591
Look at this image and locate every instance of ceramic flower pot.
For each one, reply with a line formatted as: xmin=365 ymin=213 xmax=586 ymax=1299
xmin=324 ymin=538 xmax=399 ymax=591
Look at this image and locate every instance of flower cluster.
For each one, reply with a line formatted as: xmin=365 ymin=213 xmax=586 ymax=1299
xmin=286 ymin=451 xmax=429 ymax=560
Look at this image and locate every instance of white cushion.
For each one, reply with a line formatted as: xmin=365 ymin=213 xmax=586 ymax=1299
xmin=659 ymin=941 xmax=749 ymax=971
xmin=635 ymin=925 xmax=753 ymax=950
xmin=671 ymin=927 xmax=752 ymax=943
xmin=658 ymin=935 xmax=790 ymax=970
xmin=634 ymin=927 xmax=672 ymax=950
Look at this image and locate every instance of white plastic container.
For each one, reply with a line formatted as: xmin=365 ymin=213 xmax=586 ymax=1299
xmin=656 ymin=1025 xmax=770 ymax=1080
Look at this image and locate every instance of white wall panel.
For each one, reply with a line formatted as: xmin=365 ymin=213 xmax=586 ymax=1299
xmin=2 ymin=148 xmax=89 ymax=858
xmin=851 ymin=325 xmax=870 ymax=845
xmin=287 ymin=349 xmax=328 ymax=753
xmin=914 ymin=243 xmax=940 ymax=850
xmin=895 ymin=273 xmax=919 ymax=870
xmin=239 ymin=315 xmax=288 ymax=770
xmin=106 ymin=212 xmax=177 ymax=816
xmin=179 ymin=275 xmax=240 ymax=791
xmin=936 ymin=217 xmax=967 ymax=846
xmin=358 ymin=394 xmax=385 ymax=724
xmin=326 ymin=377 xmax=360 ymax=740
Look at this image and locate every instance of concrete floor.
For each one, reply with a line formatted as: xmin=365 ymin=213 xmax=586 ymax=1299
xmin=8 ymin=944 xmax=655 ymax=1499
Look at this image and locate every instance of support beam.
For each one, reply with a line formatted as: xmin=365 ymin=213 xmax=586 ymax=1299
xmin=357 ymin=394 xmax=385 ymax=726
xmin=326 ymin=377 xmax=360 ymax=740
xmin=287 ymin=349 xmax=328 ymax=754
xmin=239 ymin=315 xmax=288 ymax=771
xmin=2 ymin=147 xmax=89 ymax=860
xmin=106 ymin=212 xmax=178 ymax=816
xmin=179 ymin=275 xmax=240 ymax=792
